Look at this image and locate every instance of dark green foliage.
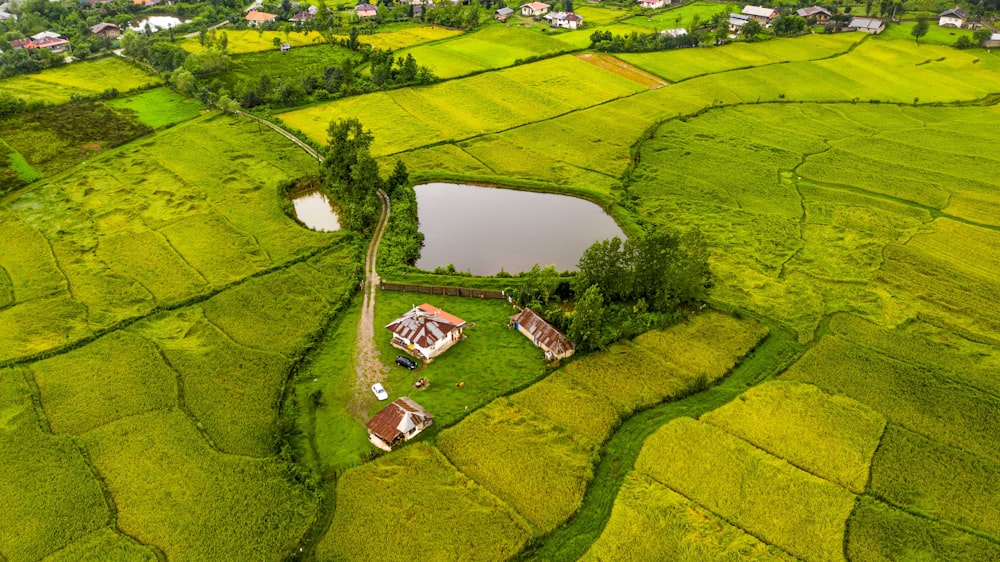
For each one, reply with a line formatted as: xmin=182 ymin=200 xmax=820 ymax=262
xmin=569 ymin=285 xmax=605 ymax=352
xmin=321 ymin=118 xmax=385 ymax=232
xmin=742 ymin=19 xmax=763 ymax=41
xmin=590 ymin=29 xmax=700 ymax=53
xmin=772 ymin=15 xmax=808 ymax=36
xmin=911 ymin=17 xmax=930 ymax=43
xmin=377 ymin=182 xmax=424 ymax=275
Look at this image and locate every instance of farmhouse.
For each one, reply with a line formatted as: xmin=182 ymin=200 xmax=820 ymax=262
xmin=521 ymin=2 xmax=550 ymax=17
xmin=510 ymin=308 xmax=574 ymax=361
xmin=355 ymin=3 xmax=378 ymax=17
xmin=938 ymin=7 xmax=968 ymax=28
xmin=90 ymin=23 xmax=122 ymax=39
xmin=661 ymin=28 xmax=688 ymax=37
xmin=385 ymin=303 xmax=466 ymax=360
xmin=729 ymin=13 xmax=750 ymax=32
xmin=495 ymin=7 xmax=514 ymax=21
xmin=796 ymin=6 xmax=831 ymax=22
xmin=289 ymin=11 xmax=314 ymax=22
xmin=245 ymin=10 xmax=278 ymax=26
xmin=132 ymin=0 xmax=160 ymax=6
xmin=638 ymin=0 xmax=666 ymax=9
xmin=12 ymin=32 xmax=71 ymax=52
xmin=741 ymin=5 xmax=779 ymax=26
xmin=847 ymin=17 xmax=885 ymax=34
xmin=545 ymin=11 xmax=583 ymax=29
xmin=365 ymin=397 xmax=433 ymax=451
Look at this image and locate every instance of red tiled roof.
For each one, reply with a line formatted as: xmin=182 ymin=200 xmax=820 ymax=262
xmin=511 ymin=308 xmax=573 ymax=357
xmin=365 ymin=397 xmax=432 ymax=444
xmin=417 ymin=303 xmax=466 ymax=327
xmin=245 ymin=10 xmax=277 ymax=20
xmin=386 ymin=305 xmax=461 ymax=349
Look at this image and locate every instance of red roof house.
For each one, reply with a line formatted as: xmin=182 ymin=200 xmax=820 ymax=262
xmin=245 ymin=10 xmax=278 ymax=26
xmin=365 ymin=397 xmax=433 ymax=451
xmin=510 ymin=308 xmax=574 ymax=360
xmin=385 ymin=304 xmax=466 ymax=360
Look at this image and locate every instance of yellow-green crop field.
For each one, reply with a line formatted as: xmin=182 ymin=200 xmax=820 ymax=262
xmin=177 ymin=29 xmax=328 ymax=54
xmin=0 ymin=57 xmax=160 ymax=104
xmin=624 ymin=1 xmax=731 ymax=30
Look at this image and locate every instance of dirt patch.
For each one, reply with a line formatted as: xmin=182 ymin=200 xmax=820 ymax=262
xmin=576 ymin=53 xmax=670 ymax=89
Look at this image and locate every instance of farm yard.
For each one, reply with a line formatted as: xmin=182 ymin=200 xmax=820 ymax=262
xmin=2 ymin=6 xmax=1000 ymax=561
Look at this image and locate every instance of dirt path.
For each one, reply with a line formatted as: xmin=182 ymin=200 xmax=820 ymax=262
xmin=348 ymin=189 xmax=391 ymax=419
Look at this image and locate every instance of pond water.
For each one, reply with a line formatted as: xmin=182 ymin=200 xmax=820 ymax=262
xmin=414 ymin=182 xmax=625 ymax=275
xmin=292 ymin=190 xmax=340 ymax=232
xmin=129 ymin=16 xmax=191 ymax=33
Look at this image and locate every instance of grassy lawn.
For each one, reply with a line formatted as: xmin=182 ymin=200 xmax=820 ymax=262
xmin=0 ymin=56 xmax=160 ymax=104
xmin=624 ymin=1 xmax=731 ymax=30
xmin=878 ymin=21 xmax=975 ymax=46
xmin=106 ymin=87 xmax=205 ymax=129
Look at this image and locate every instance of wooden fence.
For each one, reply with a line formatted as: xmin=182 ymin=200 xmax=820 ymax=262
xmin=380 ymin=282 xmax=507 ymax=300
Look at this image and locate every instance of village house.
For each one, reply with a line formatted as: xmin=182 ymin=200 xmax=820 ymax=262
xmin=90 ymin=23 xmax=122 ymax=39
xmin=385 ymin=303 xmax=466 ymax=361
xmin=521 ymin=2 xmax=550 ymax=17
xmin=729 ymin=13 xmax=750 ymax=32
xmin=0 ymin=4 xmax=16 ymax=22
xmin=132 ymin=0 xmax=161 ymax=7
xmin=365 ymin=397 xmax=433 ymax=451
xmin=289 ymin=11 xmax=314 ymax=23
xmin=355 ymin=3 xmax=378 ymax=17
xmin=847 ymin=17 xmax=885 ymax=34
xmin=545 ymin=11 xmax=583 ymax=29
xmin=245 ymin=10 xmax=278 ymax=26
xmin=11 ymin=32 xmax=71 ymax=53
xmin=741 ymin=5 xmax=779 ymax=26
xmin=638 ymin=0 xmax=666 ymax=9
xmin=661 ymin=28 xmax=687 ymax=38
xmin=495 ymin=6 xmax=514 ymax=21
xmin=510 ymin=308 xmax=574 ymax=361
xmin=938 ymin=7 xmax=969 ymax=28
xmin=796 ymin=6 xmax=831 ymax=23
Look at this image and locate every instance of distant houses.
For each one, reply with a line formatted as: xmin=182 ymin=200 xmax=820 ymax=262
xmin=245 ymin=10 xmax=278 ymax=27
xmin=796 ymin=6 xmax=831 ymax=23
xmin=355 ymin=3 xmax=378 ymax=17
xmin=741 ymin=5 xmax=779 ymax=26
xmin=848 ymin=17 xmax=885 ymax=34
xmin=510 ymin=308 xmax=574 ymax=361
xmin=728 ymin=13 xmax=750 ymax=32
xmin=366 ymin=397 xmax=433 ymax=451
xmin=661 ymin=28 xmax=688 ymax=38
xmin=90 ymin=23 xmax=122 ymax=39
xmin=938 ymin=7 xmax=969 ymax=28
xmin=495 ymin=6 xmax=514 ymax=21
xmin=10 ymin=32 xmax=70 ymax=53
xmin=385 ymin=304 xmax=467 ymax=361
xmin=521 ymin=2 xmax=550 ymax=17
xmin=545 ymin=11 xmax=584 ymax=29
xmin=637 ymin=0 xmax=666 ymax=9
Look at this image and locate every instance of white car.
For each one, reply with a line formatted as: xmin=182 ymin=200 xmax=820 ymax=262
xmin=371 ymin=383 xmax=389 ymax=401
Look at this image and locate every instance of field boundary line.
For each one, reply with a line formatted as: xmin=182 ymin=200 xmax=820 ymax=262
xmin=862 ymin=490 xmax=1000 ymax=546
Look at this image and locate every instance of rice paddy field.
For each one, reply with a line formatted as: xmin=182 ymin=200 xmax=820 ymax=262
xmin=177 ymin=29 xmax=330 ymax=54
xmin=216 ymin=44 xmax=357 ymax=91
xmin=624 ymin=1 xmax=733 ymax=31
xmin=0 ymin=56 xmax=160 ymax=104
xmin=4 ymin=19 xmax=1000 ymax=560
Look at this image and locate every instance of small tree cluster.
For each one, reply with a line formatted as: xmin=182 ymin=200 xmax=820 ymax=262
xmin=590 ymin=30 xmax=700 ymax=53
xmin=322 ymin=118 xmax=391 ymax=232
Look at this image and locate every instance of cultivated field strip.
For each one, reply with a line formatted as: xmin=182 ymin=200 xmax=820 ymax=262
xmin=0 ymin=57 xmax=161 ymax=105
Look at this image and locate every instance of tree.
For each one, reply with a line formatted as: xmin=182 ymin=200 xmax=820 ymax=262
xmin=170 ymin=67 xmax=195 ymax=94
xmin=385 ymin=160 xmax=409 ymax=196
xmin=324 ymin=118 xmax=374 ymax=186
xmin=973 ymin=28 xmax=992 ymax=45
xmin=742 ymin=19 xmax=762 ymax=41
xmin=714 ymin=22 xmax=730 ymax=45
xmin=954 ymin=35 xmax=973 ymax=49
xmin=569 ymin=285 xmax=605 ymax=351
xmin=911 ymin=17 xmax=929 ymax=43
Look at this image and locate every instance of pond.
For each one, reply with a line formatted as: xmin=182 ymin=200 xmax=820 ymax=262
xmin=292 ymin=190 xmax=340 ymax=232
xmin=414 ymin=182 xmax=625 ymax=275
xmin=129 ymin=16 xmax=191 ymax=33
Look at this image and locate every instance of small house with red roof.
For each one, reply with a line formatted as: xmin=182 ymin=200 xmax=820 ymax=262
xmin=355 ymin=3 xmax=378 ymax=17
xmin=521 ymin=2 xmax=550 ymax=17
xmin=245 ymin=10 xmax=278 ymax=27
xmin=90 ymin=23 xmax=122 ymax=39
xmin=366 ymin=397 xmax=433 ymax=451
xmin=510 ymin=308 xmax=574 ymax=361
xmin=385 ymin=304 xmax=466 ymax=360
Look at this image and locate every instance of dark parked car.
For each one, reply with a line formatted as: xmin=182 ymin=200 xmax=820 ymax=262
xmin=396 ymin=355 xmax=417 ymax=370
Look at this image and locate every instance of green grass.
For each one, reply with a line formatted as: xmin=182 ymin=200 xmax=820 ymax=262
xmin=846 ymin=496 xmax=1000 ymax=562
xmin=217 ymin=44 xmax=356 ymax=91
xmin=42 ymin=528 xmax=159 ymax=562
xmin=869 ymin=424 xmax=1000 ymax=538
xmin=29 ymin=331 xmax=178 ymax=436
xmin=317 ymin=442 xmax=532 ymax=560
xmin=702 ymin=380 xmax=886 ymax=493
xmin=0 ymin=56 xmax=160 ymax=104
xmin=177 ymin=29 xmax=330 ymax=54
xmin=581 ymin=472 xmax=794 ymax=561
xmin=80 ymin=408 xmax=318 ymax=560
xmin=573 ymin=5 xmax=630 ymax=26
xmin=399 ymin=25 xmax=579 ymax=79
xmin=783 ymin=336 xmax=1000 ymax=463
xmin=372 ymin=290 xmax=545 ymax=427
xmin=877 ymin=21 xmax=975 ymax=46
xmin=636 ymin=417 xmax=857 ymax=562
xmin=106 ymin=87 xmax=205 ymax=129
xmin=624 ymin=1 xmax=734 ymax=31
xmin=437 ymin=398 xmax=599 ymax=533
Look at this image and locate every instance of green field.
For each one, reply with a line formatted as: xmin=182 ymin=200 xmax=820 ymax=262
xmin=878 ymin=21 xmax=976 ymax=45
xmin=0 ymin=57 xmax=160 ymax=104
xmin=178 ymin=29 xmax=330 ymax=54
xmin=217 ymin=44 xmax=357 ymax=91
xmin=624 ymin=1 xmax=733 ymax=31
xmin=106 ymin=87 xmax=205 ymax=129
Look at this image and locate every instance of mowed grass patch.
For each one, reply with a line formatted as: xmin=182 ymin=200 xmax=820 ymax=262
xmin=437 ymin=398 xmax=598 ymax=533
xmin=619 ymin=32 xmax=861 ymax=82
xmin=400 ymin=25 xmax=577 ymax=78
xmin=782 ymin=336 xmax=1000 ymax=463
xmin=106 ymin=87 xmax=204 ymax=129
xmin=318 ymin=443 xmax=532 ymax=561
xmin=0 ymin=369 xmax=110 ymax=560
xmin=177 ymin=29 xmax=327 ymax=54
xmin=0 ymin=56 xmax=159 ymax=104
xmin=581 ymin=472 xmax=794 ymax=562
xmin=80 ymin=409 xmax=318 ymax=560
xmin=42 ymin=528 xmax=159 ymax=562
xmin=869 ymin=424 xmax=1000 ymax=538
xmin=637 ymin=417 xmax=857 ymax=562
xmin=30 ymin=331 xmax=178 ymax=436
xmin=878 ymin=21 xmax=975 ymax=45
xmin=278 ymin=54 xmax=648 ymax=154
xmin=702 ymin=380 xmax=886 ymax=493
xmin=846 ymin=496 xmax=1000 ymax=562
xmin=372 ymin=291 xmax=545 ymax=428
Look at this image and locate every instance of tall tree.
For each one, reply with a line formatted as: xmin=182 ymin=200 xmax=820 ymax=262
xmin=911 ymin=17 xmax=929 ymax=43
xmin=324 ymin=118 xmax=374 ymax=186
xmin=569 ymin=285 xmax=605 ymax=351
xmin=742 ymin=19 xmax=762 ymax=41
